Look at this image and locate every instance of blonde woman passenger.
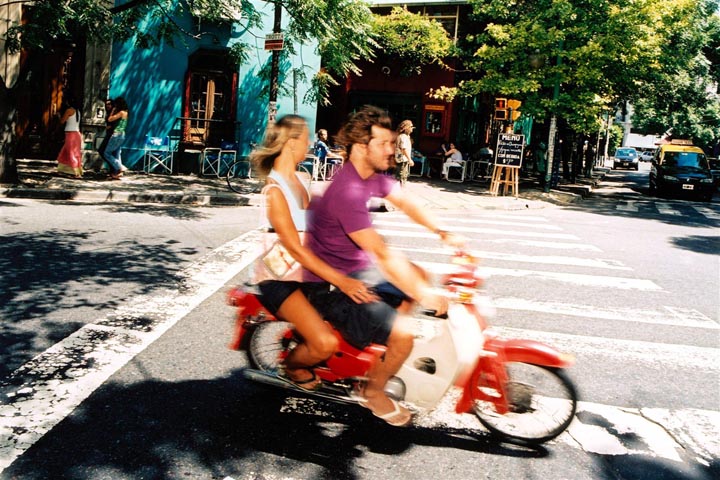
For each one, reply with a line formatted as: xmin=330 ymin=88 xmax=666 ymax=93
xmin=251 ymin=115 xmax=377 ymax=390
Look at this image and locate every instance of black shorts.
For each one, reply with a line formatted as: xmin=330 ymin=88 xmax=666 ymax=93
xmin=350 ymin=267 xmax=411 ymax=309
xmin=257 ymin=280 xmax=397 ymax=350
xmin=312 ymin=289 xmax=397 ymax=350
xmin=257 ymin=280 xmax=328 ymax=315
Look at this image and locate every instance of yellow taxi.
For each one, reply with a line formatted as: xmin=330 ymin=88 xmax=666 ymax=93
xmin=649 ymin=140 xmax=714 ymax=201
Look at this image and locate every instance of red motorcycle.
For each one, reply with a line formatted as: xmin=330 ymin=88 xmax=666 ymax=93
xmin=228 ymin=252 xmax=578 ymax=444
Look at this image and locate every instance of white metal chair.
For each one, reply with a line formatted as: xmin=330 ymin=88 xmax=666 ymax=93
xmin=322 ymin=154 xmax=343 ymax=180
xmin=409 ymin=149 xmax=428 ymax=177
xmin=143 ymin=136 xmax=173 ymax=174
xmin=217 ymin=141 xmax=237 ymax=177
xmin=299 ymin=154 xmax=322 ymax=181
xmin=201 ymin=147 xmax=221 ymax=176
xmin=203 ymin=140 xmax=237 ymax=177
xmin=446 ymin=161 xmax=468 ymax=183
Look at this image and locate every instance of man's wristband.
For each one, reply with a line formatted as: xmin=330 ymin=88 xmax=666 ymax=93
xmin=434 ymin=228 xmax=449 ymax=237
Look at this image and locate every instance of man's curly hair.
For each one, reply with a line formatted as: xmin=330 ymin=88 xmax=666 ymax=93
xmin=334 ymin=105 xmax=393 ymax=153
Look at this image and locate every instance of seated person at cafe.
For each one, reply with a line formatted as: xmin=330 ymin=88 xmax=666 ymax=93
xmin=441 ymin=142 xmax=464 ymax=179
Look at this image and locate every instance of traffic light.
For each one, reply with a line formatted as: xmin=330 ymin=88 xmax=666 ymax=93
xmin=507 ymin=99 xmax=522 ymax=121
xmin=494 ymin=98 xmax=508 ymax=120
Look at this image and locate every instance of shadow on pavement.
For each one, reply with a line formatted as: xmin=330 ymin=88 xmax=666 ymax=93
xmin=0 ymin=229 xmax=198 ymax=377
xmin=2 ymin=372 xmax=548 ymax=480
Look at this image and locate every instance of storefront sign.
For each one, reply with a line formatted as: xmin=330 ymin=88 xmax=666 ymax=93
xmin=495 ymin=133 xmax=525 ymax=167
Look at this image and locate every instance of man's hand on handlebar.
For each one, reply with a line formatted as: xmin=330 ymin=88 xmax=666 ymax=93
xmin=419 ymin=289 xmax=449 ymax=317
xmin=437 ymin=230 xmax=467 ymax=249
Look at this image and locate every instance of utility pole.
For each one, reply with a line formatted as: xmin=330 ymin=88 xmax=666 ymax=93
xmin=267 ymin=2 xmax=282 ymax=126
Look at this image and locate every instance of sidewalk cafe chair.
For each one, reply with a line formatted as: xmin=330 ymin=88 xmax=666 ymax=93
xmin=409 ymin=149 xmax=429 ymax=177
xmin=322 ymin=153 xmax=343 ymax=180
xmin=201 ymin=145 xmax=221 ymax=176
xmin=446 ymin=155 xmax=468 ymax=183
xmin=217 ymin=140 xmax=238 ymax=177
xmin=299 ymin=154 xmax=321 ymax=181
xmin=143 ymin=136 xmax=174 ymax=174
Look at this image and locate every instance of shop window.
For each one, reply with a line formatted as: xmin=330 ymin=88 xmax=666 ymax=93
xmin=423 ymin=105 xmax=446 ymax=136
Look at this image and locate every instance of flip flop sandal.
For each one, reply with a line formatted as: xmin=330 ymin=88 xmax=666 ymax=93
xmin=277 ymin=369 xmax=322 ymax=392
xmin=370 ymin=398 xmax=413 ymax=428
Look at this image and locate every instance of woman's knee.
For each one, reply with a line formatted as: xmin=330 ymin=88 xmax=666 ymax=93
xmin=307 ymin=331 xmax=338 ymax=359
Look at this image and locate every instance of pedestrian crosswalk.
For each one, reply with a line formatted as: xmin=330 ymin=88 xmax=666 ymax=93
xmin=362 ymin=209 xmax=720 ymax=467
xmin=1 ymin=207 xmax=717 ymax=475
xmin=598 ymin=196 xmax=720 ymax=220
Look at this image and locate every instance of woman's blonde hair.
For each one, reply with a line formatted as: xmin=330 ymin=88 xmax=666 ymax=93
xmin=397 ymin=119 xmax=413 ymax=135
xmin=250 ymin=115 xmax=307 ymax=176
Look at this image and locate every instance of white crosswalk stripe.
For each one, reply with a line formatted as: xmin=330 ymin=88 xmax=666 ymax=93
xmin=599 ymin=198 xmax=719 ymax=219
xmin=372 ymin=209 xmax=719 ymax=466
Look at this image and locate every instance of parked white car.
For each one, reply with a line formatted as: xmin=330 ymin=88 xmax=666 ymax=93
xmin=639 ymin=150 xmax=655 ymax=162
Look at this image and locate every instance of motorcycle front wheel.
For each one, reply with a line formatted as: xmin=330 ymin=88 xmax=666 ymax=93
xmin=473 ymin=363 xmax=577 ymax=444
xmin=248 ymin=321 xmax=296 ymax=372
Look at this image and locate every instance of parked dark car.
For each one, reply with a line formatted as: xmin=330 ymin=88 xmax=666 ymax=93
xmin=650 ymin=141 xmax=714 ymax=201
xmin=613 ymin=147 xmax=639 ymax=170
xmin=709 ymin=157 xmax=720 ymax=191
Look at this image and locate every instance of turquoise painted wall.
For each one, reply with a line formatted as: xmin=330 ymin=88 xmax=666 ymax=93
xmin=110 ymin=0 xmax=320 ymax=168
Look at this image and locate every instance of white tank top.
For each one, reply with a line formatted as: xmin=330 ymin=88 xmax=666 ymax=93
xmin=265 ymin=169 xmax=311 ymax=232
xmin=64 ymin=110 xmax=80 ymax=132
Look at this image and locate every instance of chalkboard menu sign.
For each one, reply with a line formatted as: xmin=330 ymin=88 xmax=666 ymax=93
xmin=495 ymin=133 xmax=525 ymax=167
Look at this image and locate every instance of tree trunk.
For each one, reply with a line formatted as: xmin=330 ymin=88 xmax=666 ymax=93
xmin=0 ymin=80 xmax=19 ymax=184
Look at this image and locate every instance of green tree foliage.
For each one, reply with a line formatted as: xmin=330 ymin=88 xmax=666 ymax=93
xmin=449 ymin=0 xmax=720 ymax=148
xmin=455 ymin=0 xmax=667 ymax=134
xmin=371 ymin=7 xmax=453 ymax=76
xmin=630 ymin=0 xmax=720 ymax=150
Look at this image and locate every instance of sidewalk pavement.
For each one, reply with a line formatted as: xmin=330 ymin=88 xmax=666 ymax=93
xmin=2 ymin=158 xmax=608 ymax=210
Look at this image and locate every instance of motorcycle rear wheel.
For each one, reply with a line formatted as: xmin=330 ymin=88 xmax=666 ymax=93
xmin=473 ymin=363 xmax=577 ymax=444
xmin=248 ymin=321 xmax=296 ymax=372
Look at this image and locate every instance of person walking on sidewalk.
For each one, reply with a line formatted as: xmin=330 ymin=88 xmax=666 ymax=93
xmin=104 ymin=97 xmax=129 ymax=180
xmin=56 ymin=97 xmax=83 ymax=179
xmin=394 ymin=120 xmax=414 ymax=186
xmin=97 ymin=99 xmax=117 ymax=170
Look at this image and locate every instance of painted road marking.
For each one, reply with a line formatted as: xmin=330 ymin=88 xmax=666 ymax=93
xmin=416 ymin=261 xmax=662 ymax=291
xmin=483 ymin=238 xmax=603 ymax=252
xmin=378 ymin=212 xmax=551 ymax=222
xmin=376 ymin=215 xmax=562 ymax=230
xmin=395 ymin=245 xmax=630 ymax=270
xmin=492 ymin=327 xmax=720 ymax=370
xmin=376 ymin=226 xmax=579 ymax=240
xmin=616 ymin=200 xmax=639 ymax=212
xmin=0 ymin=229 xmax=264 ymax=473
xmin=691 ymin=205 xmax=720 ymax=220
xmin=493 ymin=298 xmax=719 ymax=329
xmin=279 ymin=394 xmax=719 ymax=466
xmin=656 ymin=202 xmax=683 ymax=216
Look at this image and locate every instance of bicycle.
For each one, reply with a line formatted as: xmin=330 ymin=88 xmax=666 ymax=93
xmin=225 ymin=142 xmax=257 ymax=194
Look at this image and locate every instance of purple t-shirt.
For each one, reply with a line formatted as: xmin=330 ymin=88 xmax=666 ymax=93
xmin=304 ymin=162 xmax=396 ymax=282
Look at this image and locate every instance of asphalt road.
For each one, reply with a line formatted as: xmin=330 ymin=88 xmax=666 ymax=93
xmin=1 ymin=170 xmax=718 ymax=480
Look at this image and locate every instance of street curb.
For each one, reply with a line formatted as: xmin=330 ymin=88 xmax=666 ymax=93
xmin=2 ymin=186 xmax=252 ymax=206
